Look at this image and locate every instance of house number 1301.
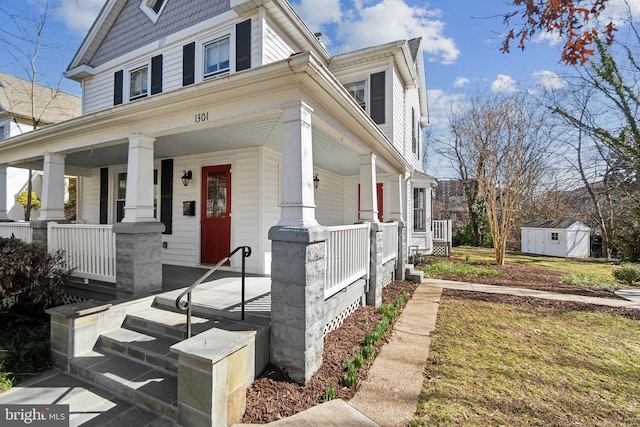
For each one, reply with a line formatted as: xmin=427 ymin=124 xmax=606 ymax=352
xmin=195 ymin=112 xmax=209 ymax=123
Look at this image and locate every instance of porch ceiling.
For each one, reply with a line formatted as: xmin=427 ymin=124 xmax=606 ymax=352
xmin=61 ymin=115 xmax=371 ymax=177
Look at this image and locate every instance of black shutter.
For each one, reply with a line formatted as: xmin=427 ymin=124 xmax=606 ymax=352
xmin=370 ymin=71 xmax=385 ymax=124
xmin=160 ymin=159 xmax=173 ymax=234
xmin=99 ymin=167 xmax=109 ymax=224
xmin=151 ymin=54 xmax=163 ymax=95
xmin=235 ymin=19 xmax=252 ymax=72
xmin=183 ymin=42 xmax=195 ymax=86
xmin=113 ymin=70 xmax=124 ymax=105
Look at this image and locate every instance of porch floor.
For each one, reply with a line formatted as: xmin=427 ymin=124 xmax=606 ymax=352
xmin=158 ymin=265 xmax=272 ymax=321
xmin=66 ymin=265 xmax=272 ymax=320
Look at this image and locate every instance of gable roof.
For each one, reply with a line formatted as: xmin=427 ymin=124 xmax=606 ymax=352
xmin=67 ymin=0 xmax=331 ymax=80
xmin=522 ymin=219 xmax=588 ymax=229
xmin=0 ymin=72 xmax=81 ymax=125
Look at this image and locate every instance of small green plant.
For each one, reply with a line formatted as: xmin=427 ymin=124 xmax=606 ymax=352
xmin=354 ymin=352 xmax=365 ymax=368
xmin=465 ymin=254 xmax=471 ymax=263
xmin=613 ymin=264 xmax=640 ymax=286
xmin=362 ymin=343 xmax=374 ymax=360
xmin=323 ymin=384 xmax=337 ymax=402
xmin=344 ymin=361 xmax=358 ymax=388
xmin=364 ymin=315 xmax=370 ymax=325
xmin=401 ymin=288 xmax=408 ymax=303
xmin=364 ymin=332 xmax=375 ymax=346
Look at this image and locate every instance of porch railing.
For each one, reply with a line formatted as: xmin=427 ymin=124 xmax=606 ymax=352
xmin=325 ymin=223 xmax=371 ymax=300
xmin=0 ymin=222 xmax=32 ymax=243
xmin=433 ymin=219 xmax=452 ymax=243
xmin=48 ymin=223 xmax=116 ymax=283
xmin=379 ymin=221 xmax=399 ymax=264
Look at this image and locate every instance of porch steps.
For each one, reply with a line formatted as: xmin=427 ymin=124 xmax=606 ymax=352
xmin=67 ymin=301 xmax=271 ymax=422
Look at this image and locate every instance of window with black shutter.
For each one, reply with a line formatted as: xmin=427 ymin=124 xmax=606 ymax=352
xmin=160 ymin=159 xmax=173 ymax=234
xmin=114 ymin=70 xmax=124 ymax=105
xmin=235 ymin=20 xmax=251 ymax=72
xmin=151 ymin=54 xmax=163 ymax=95
xmin=370 ymin=71 xmax=385 ymax=124
xmin=99 ymin=167 xmax=109 ymax=224
xmin=183 ymin=42 xmax=196 ymax=86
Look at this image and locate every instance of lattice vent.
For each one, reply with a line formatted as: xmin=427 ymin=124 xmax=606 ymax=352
xmin=323 ymin=298 xmax=362 ymax=336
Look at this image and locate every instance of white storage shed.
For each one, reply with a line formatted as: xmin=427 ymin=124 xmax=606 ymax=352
xmin=521 ymin=219 xmax=591 ymax=258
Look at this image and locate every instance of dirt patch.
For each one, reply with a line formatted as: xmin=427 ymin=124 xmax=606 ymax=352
xmin=242 ymin=280 xmax=417 ymax=424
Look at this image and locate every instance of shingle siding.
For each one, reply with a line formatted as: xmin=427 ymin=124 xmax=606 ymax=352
xmin=90 ymin=0 xmax=231 ymax=67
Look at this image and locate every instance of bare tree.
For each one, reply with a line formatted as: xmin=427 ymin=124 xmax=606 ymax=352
xmin=448 ymin=91 xmax=551 ymax=265
xmin=0 ymin=1 xmax=69 ymax=221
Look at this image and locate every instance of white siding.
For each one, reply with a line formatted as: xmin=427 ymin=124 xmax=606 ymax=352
xmin=315 ymin=169 xmax=346 ymax=226
xmin=83 ymin=73 xmax=115 ymax=115
xmin=263 ymin=18 xmax=296 ymax=64
xmin=80 ymin=171 xmax=101 ymax=224
xmin=392 ymin=67 xmax=405 ymax=154
xmin=232 ymin=150 xmax=261 ymax=273
xmin=162 ymin=44 xmax=185 ymax=94
xmin=260 ymin=147 xmax=281 ymax=274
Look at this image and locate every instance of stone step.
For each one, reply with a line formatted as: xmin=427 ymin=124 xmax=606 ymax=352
xmin=153 ymin=293 xmax=271 ymax=324
xmin=98 ymin=328 xmax=180 ymax=373
xmin=70 ymin=350 xmax=178 ymax=420
xmin=123 ymin=306 xmax=216 ymax=340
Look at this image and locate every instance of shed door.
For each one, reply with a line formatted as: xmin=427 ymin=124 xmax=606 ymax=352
xmin=201 ymin=165 xmax=231 ymax=264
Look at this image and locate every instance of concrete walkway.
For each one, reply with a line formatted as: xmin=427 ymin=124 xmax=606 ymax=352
xmin=3 ymin=279 xmax=638 ymax=426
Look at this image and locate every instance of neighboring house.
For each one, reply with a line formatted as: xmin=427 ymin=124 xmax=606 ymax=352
xmin=521 ymin=219 xmax=591 ymax=258
xmin=0 ymin=72 xmax=81 ymax=221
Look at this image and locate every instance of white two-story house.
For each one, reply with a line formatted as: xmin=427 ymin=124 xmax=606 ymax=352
xmin=1 ymin=0 xmax=434 ymax=274
xmin=0 ymin=1 xmax=436 ymax=420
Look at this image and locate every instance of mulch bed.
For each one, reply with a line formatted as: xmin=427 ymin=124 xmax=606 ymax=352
xmin=242 ymin=257 xmax=636 ymax=423
xmin=241 ymin=280 xmax=418 ymax=423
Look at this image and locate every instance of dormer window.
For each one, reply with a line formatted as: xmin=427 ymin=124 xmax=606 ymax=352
xmin=140 ymin=0 xmax=167 ymax=23
xmin=203 ymin=37 xmax=230 ymax=79
xmin=129 ymin=65 xmax=149 ymax=101
xmin=344 ymin=81 xmax=366 ymax=110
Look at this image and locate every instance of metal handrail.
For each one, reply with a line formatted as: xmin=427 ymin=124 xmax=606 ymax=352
xmin=175 ymin=246 xmax=251 ymax=338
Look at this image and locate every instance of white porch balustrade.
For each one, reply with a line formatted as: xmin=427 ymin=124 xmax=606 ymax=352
xmin=433 ymin=219 xmax=452 ymax=242
xmin=324 ymin=223 xmax=371 ymax=300
xmin=47 ymin=223 xmax=116 ymax=283
xmin=0 ymin=223 xmax=33 ymax=242
xmin=379 ymin=221 xmax=399 ymax=264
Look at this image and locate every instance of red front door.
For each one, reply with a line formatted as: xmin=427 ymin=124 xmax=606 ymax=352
xmin=201 ymin=165 xmax=231 ymax=264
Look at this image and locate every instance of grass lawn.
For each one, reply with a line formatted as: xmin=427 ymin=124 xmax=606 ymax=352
xmin=411 ymin=295 xmax=640 ymax=426
xmin=452 ymin=247 xmax=621 ymax=283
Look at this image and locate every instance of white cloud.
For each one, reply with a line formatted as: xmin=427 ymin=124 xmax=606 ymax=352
xmin=425 ymin=89 xmax=467 ymax=126
xmin=295 ymin=0 xmax=460 ymax=65
xmin=491 ymin=74 xmax=517 ymax=93
xmin=534 ymin=30 xmax=562 ymax=47
xmin=294 ymin=0 xmax=342 ymax=29
xmin=453 ymin=77 xmax=469 ymax=88
xmin=55 ymin=0 xmax=103 ymax=35
xmin=533 ymin=70 xmax=567 ymax=91
xmin=600 ymin=0 xmax=640 ymax=25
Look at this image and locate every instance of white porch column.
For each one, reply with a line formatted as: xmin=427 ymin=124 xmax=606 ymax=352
xmin=39 ymin=152 xmax=66 ymax=221
xmin=0 ymin=165 xmax=8 ymax=221
xmin=277 ymin=102 xmax=318 ymax=227
xmin=359 ymin=153 xmax=379 ymax=223
xmin=122 ymin=134 xmax=156 ymax=223
xmin=389 ymin=173 xmax=404 ymax=222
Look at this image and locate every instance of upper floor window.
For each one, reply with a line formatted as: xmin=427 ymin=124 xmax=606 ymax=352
xmin=129 ymin=65 xmax=149 ymax=101
xmin=344 ymin=81 xmax=366 ymax=110
xmin=204 ymin=37 xmax=230 ymax=79
xmin=0 ymin=125 xmax=5 ymax=140
xmin=140 ymin=0 xmax=167 ymax=23
xmin=551 ymin=232 xmax=559 ymax=241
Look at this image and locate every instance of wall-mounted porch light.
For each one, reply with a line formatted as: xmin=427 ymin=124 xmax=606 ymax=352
xmin=313 ymin=174 xmax=320 ymax=190
xmin=181 ymin=170 xmax=193 ymax=187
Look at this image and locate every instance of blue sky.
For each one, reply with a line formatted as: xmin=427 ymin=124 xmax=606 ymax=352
xmin=2 ymin=0 xmax=639 ymax=177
